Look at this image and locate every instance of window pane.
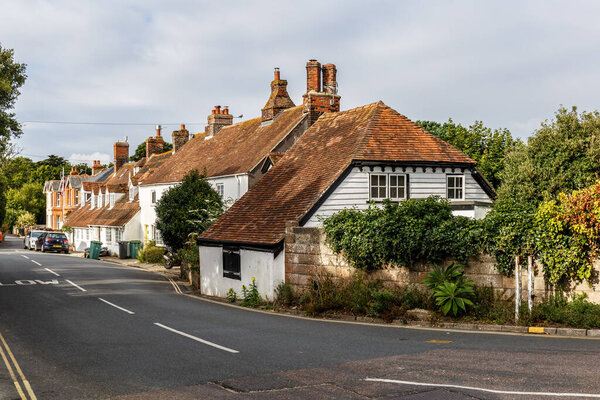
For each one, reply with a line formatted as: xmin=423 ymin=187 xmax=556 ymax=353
xmin=390 ymin=187 xmax=397 ymax=198
xmin=378 ymin=186 xmax=386 ymax=198
xmin=371 ymin=187 xmax=378 ymax=198
xmin=390 ymin=175 xmax=396 ymax=186
xmin=378 ymin=175 xmax=386 ymax=186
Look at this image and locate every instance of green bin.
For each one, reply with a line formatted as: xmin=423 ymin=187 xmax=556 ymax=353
xmin=130 ymin=240 xmax=141 ymax=260
xmin=89 ymin=240 xmax=102 ymax=260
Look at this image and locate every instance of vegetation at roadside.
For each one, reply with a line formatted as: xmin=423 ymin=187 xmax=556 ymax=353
xmin=154 ymin=170 xmax=224 ymax=250
xmin=137 ymin=240 xmax=164 ymax=264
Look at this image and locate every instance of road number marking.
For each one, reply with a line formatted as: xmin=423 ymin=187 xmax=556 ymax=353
xmin=99 ymin=298 xmax=135 ymax=315
xmin=65 ymin=280 xmax=86 ymax=292
xmin=30 ymin=260 xmax=41 ymax=267
xmin=44 ymin=268 xmax=60 ymax=277
xmin=365 ymin=378 xmax=600 ymax=398
xmin=154 ymin=323 xmax=239 ymax=354
xmin=0 ymin=331 xmax=37 ymax=400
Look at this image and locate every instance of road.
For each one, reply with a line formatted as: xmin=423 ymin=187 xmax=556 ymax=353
xmin=1 ymin=234 xmax=600 ymax=399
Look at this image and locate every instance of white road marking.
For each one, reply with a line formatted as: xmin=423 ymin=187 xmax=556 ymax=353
xmin=98 ymin=298 xmax=135 ymax=315
xmin=153 ymin=323 xmax=239 ymax=354
xmin=44 ymin=268 xmax=60 ymax=276
xmin=65 ymin=280 xmax=86 ymax=292
xmin=21 ymin=255 xmax=29 ymax=260
xmin=31 ymin=260 xmax=41 ymax=267
xmin=365 ymin=378 xmax=600 ymax=398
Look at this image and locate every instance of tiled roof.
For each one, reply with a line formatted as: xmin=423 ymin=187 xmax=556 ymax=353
xmin=43 ymin=180 xmax=61 ymax=193
xmin=200 ymin=101 xmax=476 ymax=246
xmin=66 ymin=195 xmax=140 ymax=228
xmin=131 ymin=151 xmax=172 ymax=185
xmin=141 ymin=106 xmax=306 ymax=185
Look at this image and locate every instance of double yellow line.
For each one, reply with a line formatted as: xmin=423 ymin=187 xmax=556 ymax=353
xmin=0 ymin=331 xmax=36 ymax=400
xmin=168 ymin=278 xmax=183 ymax=294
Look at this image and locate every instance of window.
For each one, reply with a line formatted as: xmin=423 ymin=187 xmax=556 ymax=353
xmin=115 ymin=228 xmax=122 ymax=243
xmin=152 ymin=225 xmax=164 ymax=246
xmin=151 ymin=190 xmax=157 ymax=204
xmin=216 ymin=183 xmax=224 ymax=198
xmin=106 ymin=227 xmax=112 ymax=244
xmin=85 ymin=229 xmax=89 ymax=240
xmin=56 ymin=194 xmax=61 ymax=207
xmin=370 ymin=173 xmax=407 ymax=201
xmin=223 ymin=247 xmax=241 ymax=280
xmin=370 ymin=174 xmax=387 ymax=200
xmin=110 ymin=194 xmax=115 ymax=208
xmin=447 ymin=175 xmax=464 ymax=200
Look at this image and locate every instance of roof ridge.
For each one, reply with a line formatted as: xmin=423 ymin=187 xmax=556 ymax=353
xmin=353 ymin=101 xmax=389 ymax=158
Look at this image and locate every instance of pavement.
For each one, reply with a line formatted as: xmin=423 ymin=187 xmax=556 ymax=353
xmin=3 ymin=235 xmax=600 ymax=399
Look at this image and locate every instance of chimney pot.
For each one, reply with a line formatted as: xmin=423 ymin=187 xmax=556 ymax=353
xmin=181 ymin=124 xmax=185 ymax=129
xmin=223 ymin=106 xmax=229 ymax=115
xmin=215 ymin=105 xmax=221 ymax=114
xmin=274 ymin=67 xmax=280 ymax=81
xmin=156 ymin=124 xmax=162 ymax=137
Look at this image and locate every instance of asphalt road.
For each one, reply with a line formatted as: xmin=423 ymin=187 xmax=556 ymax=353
xmin=1 ymin=235 xmax=600 ymax=400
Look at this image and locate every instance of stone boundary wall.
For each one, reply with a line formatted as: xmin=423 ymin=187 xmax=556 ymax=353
xmin=284 ymin=225 xmax=600 ymax=303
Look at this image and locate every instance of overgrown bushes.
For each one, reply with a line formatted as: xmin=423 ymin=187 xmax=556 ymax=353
xmin=137 ymin=241 xmax=164 ymax=264
xmin=323 ymin=197 xmax=481 ymax=270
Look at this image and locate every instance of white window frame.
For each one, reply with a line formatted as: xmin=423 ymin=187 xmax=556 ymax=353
xmin=151 ymin=190 xmax=157 ymax=204
xmin=369 ymin=173 xmax=407 ymax=201
xmin=115 ymin=228 xmax=122 ymax=243
xmin=105 ymin=227 xmax=112 ymax=244
xmin=447 ymin=174 xmax=465 ymax=200
xmin=216 ymin=183 xmax=224 ymax=198
xmin=369 ymin=173 xmax=388 ymax=201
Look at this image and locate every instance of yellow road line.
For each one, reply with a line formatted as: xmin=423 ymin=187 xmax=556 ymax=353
xmin=529 ymin=326 xmax=545 ymax=334
xmin=168 ymin=278 xmax=182 ymax=294
xmin=0 ymin=335 xmax=26 ymax=399
xmin=0 ymin=332 xmax=36 ymax=400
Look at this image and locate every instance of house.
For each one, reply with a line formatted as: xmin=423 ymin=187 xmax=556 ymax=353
xmin=43 ymin=167 xmax=96 ymax=230
xmin=197 ymin=66 xmax=495 ymax=300
xmin=66 ymin=134 xmax=172 ymax=253
xmin=138 ymin=66 xmax=327 ymax=244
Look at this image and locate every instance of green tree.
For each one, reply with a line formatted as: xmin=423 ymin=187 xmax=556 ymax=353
xmin=416 ymin=119 xmax=516 ymax=188
xmin=3 ymin=156 xmax=36 ymax=187
xmin=6 ymin=182 xmax=45 ymax=223
xmin=15 ymin=211 xmax=35 ymax=228
xmin=497 ymin=106 xmax=600 ymax=206
xmin=0 ymin=44 xmax=27 ymax=156
xmin=155 ymin=170 xmax=224 ymax=250
xmin=130 ymin=141 xmax=172 ymax=162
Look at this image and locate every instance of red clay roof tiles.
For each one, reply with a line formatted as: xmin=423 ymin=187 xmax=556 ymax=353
xmin=200 ymin=102 xmax=476 ymax=246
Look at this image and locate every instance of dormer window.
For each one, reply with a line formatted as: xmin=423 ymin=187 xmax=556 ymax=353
xmin=216 ymin=183 xmax=224 ymax=198
xmin=151 ymin=190 xmax=157 ymax=204
xmin=447 ymin=175 xmax=464 ymax=200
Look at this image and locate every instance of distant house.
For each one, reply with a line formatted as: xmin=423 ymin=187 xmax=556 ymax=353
xmin=197 ymin=79 xmax=495 ymax=299
xmin=137 ymin=67 xmax=319 ymax=245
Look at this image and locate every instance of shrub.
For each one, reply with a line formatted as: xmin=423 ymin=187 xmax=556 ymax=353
xmin=137 ymin=241 xmax=164 ymax=264
xmin=275 ymin=282 xmax=296 ymax=307
xmin=226 ymin=288 xmax=237 ymax=303
xmin=323 ymin=197 xmax=482 ymax=270
xmin=240 ymin=278 xmax=261 ymax=308
xmin=530 ymin=293 xmax=600 ymax=329
xmin=424 ymin=263 xmax=475 ymax=316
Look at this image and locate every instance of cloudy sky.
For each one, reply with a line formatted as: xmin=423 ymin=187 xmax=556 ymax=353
xmin=2 ymin=0 xmax=600 ymax=165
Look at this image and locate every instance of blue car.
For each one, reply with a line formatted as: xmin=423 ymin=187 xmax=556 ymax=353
xmin=35 ymin=232 xmax=69 ymax=254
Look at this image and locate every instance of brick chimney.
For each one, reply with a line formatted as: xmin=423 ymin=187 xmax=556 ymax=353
xmin=303 ymin=59 xmax=340 ymax=125
xmin=172 ymin=124 xmax=190 ymax=152
xmin=205 ymin=106 xmax=233 ymax=137
xmin=92 ymin=160 xmax=103 ymax=176
xmin=70 ymin=166 xmax=79 ymax=175
xmin=114 ymin=141 xmax=129 ymax=173
xmin=261 ymin=68 xmax=296 ymax=122
xmin=146 ymin=125 xmax=165 ymax=158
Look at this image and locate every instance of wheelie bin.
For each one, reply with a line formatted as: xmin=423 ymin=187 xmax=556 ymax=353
xmin=130 ymin=240 xmax=141 ymax=260
xmin=89 ymin=240 xmax=102 ymax=259
xmin=118 ymin=241 xmax=130 ymax=259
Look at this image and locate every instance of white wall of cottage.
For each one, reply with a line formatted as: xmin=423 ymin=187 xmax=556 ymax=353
xmin=303 ymin=166 xmax=493 ymax=227
xmin=199 ymin=245 xmax=284 ymax=301
xmin=71 ymin=211 xmax=141 ymax=255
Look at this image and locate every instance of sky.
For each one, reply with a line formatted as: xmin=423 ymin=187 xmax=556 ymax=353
xmin=2 ymin=0 xmax=600 ymax=166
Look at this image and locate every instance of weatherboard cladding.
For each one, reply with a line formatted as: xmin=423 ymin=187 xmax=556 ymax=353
xmin=141 ymin=106 xmax=306 ymax=186
xmin=200 ymin=101 xmax=477 ymax=246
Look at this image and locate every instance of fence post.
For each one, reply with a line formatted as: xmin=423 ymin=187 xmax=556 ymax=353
xmin=527 ymin=255 xmax=534 ymax=311
xmin=515 ymin=255 xmax=521 ymax=322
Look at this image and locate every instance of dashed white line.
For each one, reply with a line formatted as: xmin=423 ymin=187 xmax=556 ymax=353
xmin=364 ymin=378 xmax=600 ymax=398
xmin=44 ymin=268 xmax=60 ymax=277
xmin=65 ymin=280 xmax=86 ymax=292
xmin=31 ymin=260 xmax=41 ymax=267
xmin=21 ymin=255 xmax=29 ymax=260
xmin=153 ymin=323 xmax=239 ymax=354
xmin=98 ymin=298 xmax=135 ymax=315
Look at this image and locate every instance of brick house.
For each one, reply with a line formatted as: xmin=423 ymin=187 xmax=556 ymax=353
xmin=197 ymin=62 xmax=495 ymax=300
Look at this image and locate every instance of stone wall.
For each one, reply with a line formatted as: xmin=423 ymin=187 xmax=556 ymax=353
xmin=284 ymin=225 xmax=600 ymax=303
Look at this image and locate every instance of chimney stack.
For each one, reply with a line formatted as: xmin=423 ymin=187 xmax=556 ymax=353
xmin=303 ymin=59 xmax=340 ymax=125
xmin=205 ymin=105 xmax=233 ymax=137
xmin=70 ymin=166 xmax=79 ymax=176
xmin=92 ymin=160 xmax=103 ymax=176
xmin=172 ymin=124 xmax=190 ymax=153
xmin=261 ymin=68 xmax=295 ymax=123
xmin=114 ymin=141 xmax=129 ymax=173
xmin=146 ymin=125 xmax=165 ymax=158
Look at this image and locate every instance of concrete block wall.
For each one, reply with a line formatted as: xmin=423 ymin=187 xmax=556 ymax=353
xmin=284 ymin=225 xmax=600 ymax=303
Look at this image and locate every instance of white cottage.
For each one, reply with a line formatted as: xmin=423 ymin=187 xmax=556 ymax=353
xmin=197 ymin=101 xmax=495 ymax=300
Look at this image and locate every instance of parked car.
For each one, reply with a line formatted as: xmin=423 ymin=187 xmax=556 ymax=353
xmin=24 ymin=230 xmax=44 ymax=250
xmin=35 ymin=232 xmax=69 ymax=253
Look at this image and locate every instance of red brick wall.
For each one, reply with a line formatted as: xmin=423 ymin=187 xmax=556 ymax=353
xmin=114 ymin=142 xmax=129 ymax=172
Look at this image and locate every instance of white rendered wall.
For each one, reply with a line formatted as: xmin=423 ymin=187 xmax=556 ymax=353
xmin=200 ymin=245 xmax=284 ymax=301
xmin=304 ymin=166 xmax=492 ymax=226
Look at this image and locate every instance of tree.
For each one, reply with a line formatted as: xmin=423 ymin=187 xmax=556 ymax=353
xmin=3 ymin=156 xmax=36 ymax=187
xmin=15 ymin=211 xmax=35 ymax=228
xmin=130 ymin=141 xmax=172 ymax=162
xmin=0 ymin=44 xmax=27 ymax=157
xmin=6 ymin=182 xmax=45 ymax=223
xmin=416 ymin=119 xmax=517 ymax=188
xmin=155 ymin=170 xmax=224 ymax=250
xmin=497 ymin=106 xmax=600 ymax=206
